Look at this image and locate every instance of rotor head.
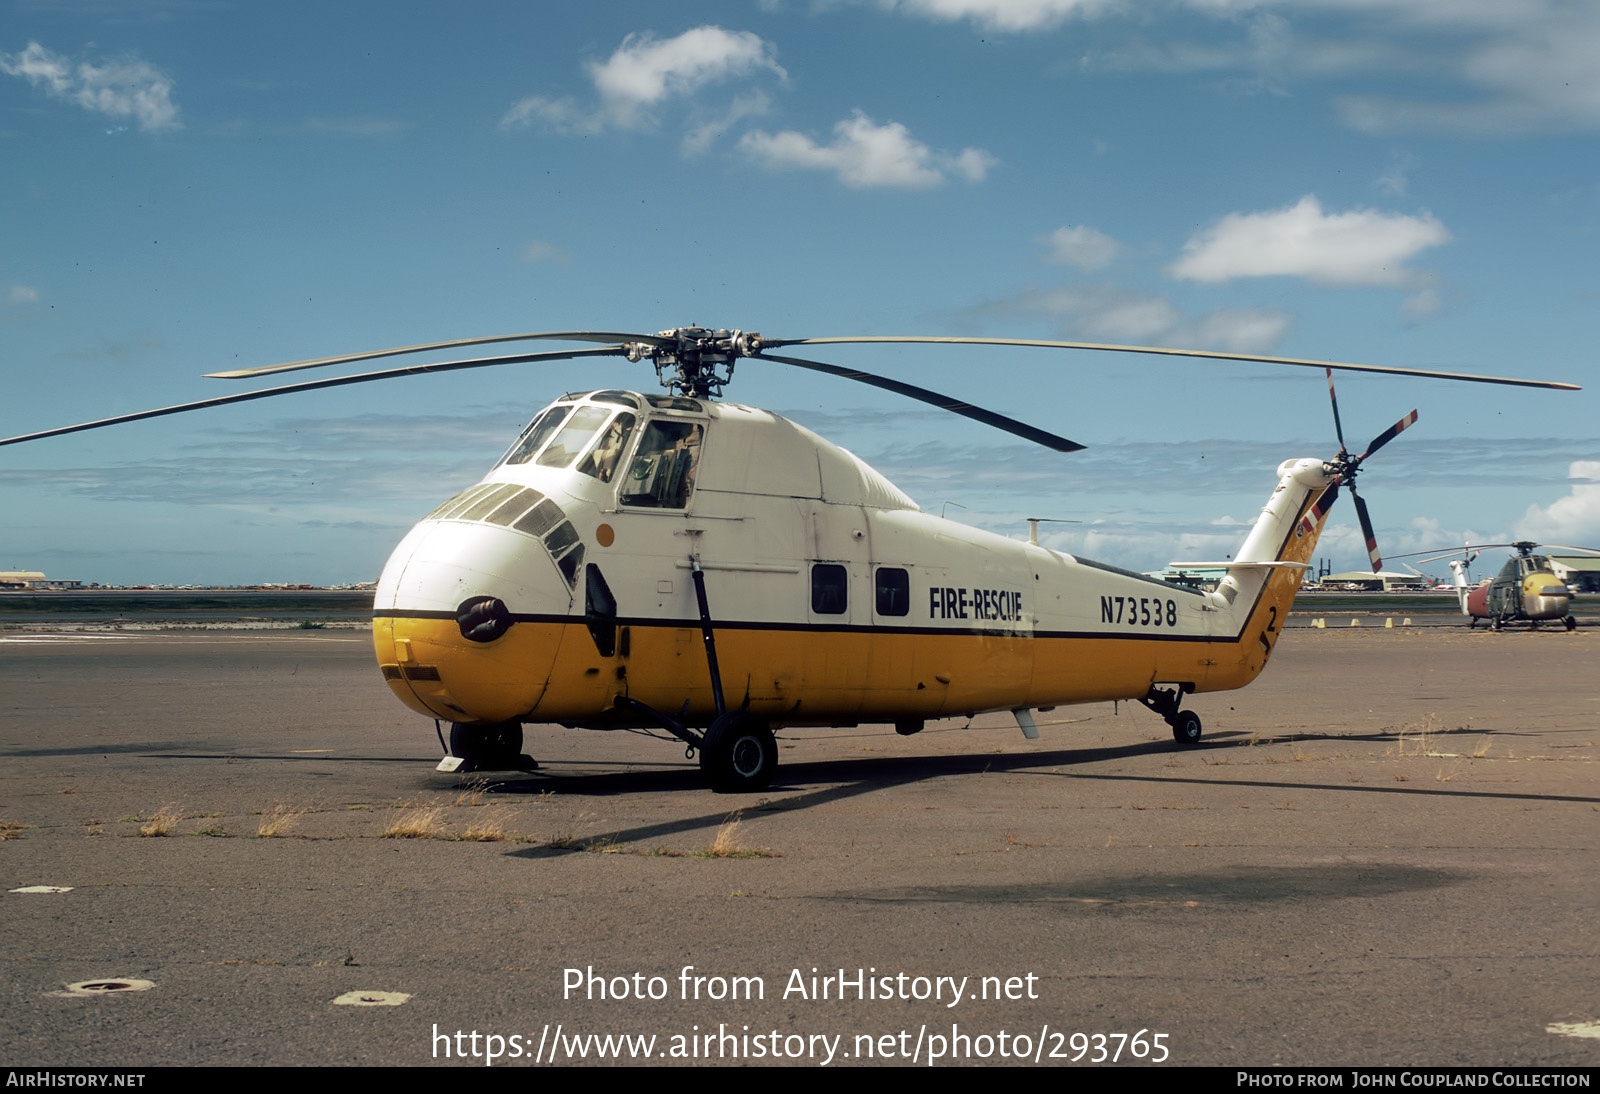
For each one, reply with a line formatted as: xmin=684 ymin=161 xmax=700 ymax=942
xmin=627 ymin=327 xmax=764 ymax=398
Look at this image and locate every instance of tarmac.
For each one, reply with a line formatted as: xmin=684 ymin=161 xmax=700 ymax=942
xmin=1 ymin=624 xmax=1596 ymax=1067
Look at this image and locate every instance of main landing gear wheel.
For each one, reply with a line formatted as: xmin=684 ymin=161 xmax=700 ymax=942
xmin=1564 ymin=615 xmax=1578 ymax=631
xmin=699 ymin=711 xmax=777 ymax=793
xmin=449 ymin=720 xmax=530 ymax=772
xmin=1169 ymin=711 xmax=1203 ymax=745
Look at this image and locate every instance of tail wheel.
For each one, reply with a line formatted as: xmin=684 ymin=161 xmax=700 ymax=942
xmin=449 ymin=720 xmax=526 ymax=771
xmin=1170 ymin=711 xmax=1203 ymax=745
xmin=699 ymin=712 xmax=777 ymax=793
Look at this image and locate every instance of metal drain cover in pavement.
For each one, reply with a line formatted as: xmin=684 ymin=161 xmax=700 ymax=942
xmin=59 ymin=979 xmax=156 ymax=996
xmin=332 ymin=990 xmax=411 ymax=1006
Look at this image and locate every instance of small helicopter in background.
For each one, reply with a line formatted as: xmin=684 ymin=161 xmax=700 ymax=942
xmin=1401 ymin=542 xmax=1600 ymax=630
xmin=0 ymin=327 xmax=1580 ymax=789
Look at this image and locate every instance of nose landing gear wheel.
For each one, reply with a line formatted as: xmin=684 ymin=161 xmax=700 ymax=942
xmin=699 ymin=712 xmax=777 ymax=792
xmin=449 ymin=720 xmax=532 ymax=772
xmin=1169 ymin=710 xmax=1203 ymax=745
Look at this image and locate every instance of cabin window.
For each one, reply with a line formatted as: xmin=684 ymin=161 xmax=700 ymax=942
xmin=811 ymin=564 xmax=848 ymax=615
xmin=619 ymin=420 xmax=703 ymax=509
xmin=576 ymin=413 xmax=636 ymax=483
xmin=537 ymin=406 xmax=611 ymax=469
xmin=875 ymin=567 xmax=910 ymax=617
xmin=503 ymin=405 xmax=572 ymax=466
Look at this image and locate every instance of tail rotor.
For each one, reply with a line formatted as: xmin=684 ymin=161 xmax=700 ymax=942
xmin=1323 ymin=368 xmax=1418 ymax=572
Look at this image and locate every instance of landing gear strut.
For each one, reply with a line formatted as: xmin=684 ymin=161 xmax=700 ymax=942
xmin=609 ymin=561 xmax=781 ymax=792
xmin=1140 ymin=685 xmax=1203 ymax=746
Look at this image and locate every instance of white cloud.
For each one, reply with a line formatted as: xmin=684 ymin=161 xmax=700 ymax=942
xmin=981 ymin=1 xmax=1600 ymax=136
xmin=740 ymin=111 xmax=995 ymax=188
xmin=1515 ymin=461 xmax=1600 ymax=545
xmin=302 ymin=117 xmax=407 ymax=137
xmin=520 ymin=241 xmax=570 ymax=263
xmin=501 ymin=26 xmax=784 ymax=134
xmin=879 ymin=0 xmax=1117 ymax=32
xmin=681 ymin=90 xmax=772 ymax=155
xmin=1039 ymin=225 xmax=1121 ymax=270
xmin=9 ymin=284 xmax=39 ymax=306
xmin=994 ymin=284 xmax=1292 ymax=352
xmin=1400 ymin=287 xmax=1443 ymax=321
xmin=1167 ymin=195 xmax=1450 ymax=288
xmin=1185 ymin=308 xmax=1295 ymax=353
xmin=0 ymin=41 xmax=180 ymax=132
xmin=1333 ymin=4 xmax=1600 ymax=136
xmin=1373 ymin=150 xmax=1416 ymax=197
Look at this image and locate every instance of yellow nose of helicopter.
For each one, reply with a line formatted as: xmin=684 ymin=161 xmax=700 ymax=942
xmin=1521 ymin=572 xmax=1570 ymax=618
xmin=373 ymin=512 xmax=577 ymax=725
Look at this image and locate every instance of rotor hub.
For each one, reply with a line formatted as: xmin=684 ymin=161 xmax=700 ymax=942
xmin=1326 ymin=452 xmax=1362 ymax=485
xmin=633 ymin=327 xmax=764 ymax=398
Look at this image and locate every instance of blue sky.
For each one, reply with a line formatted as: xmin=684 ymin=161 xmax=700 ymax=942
xmin=3 ymin=0 xmax=1596 ymax=585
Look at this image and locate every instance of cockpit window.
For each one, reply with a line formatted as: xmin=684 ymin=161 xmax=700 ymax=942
xmin=619 ymin=420 xmax=703 ymax=509
xmin=503 ymin=405 xmax=572 ymax=466
xmin=576 ymin=413 xmax=636 ymax=483
xmin=537 ymin=406 xmax=611 ymax=469
xmin=644 ymin=394 xmax=704 ymax=412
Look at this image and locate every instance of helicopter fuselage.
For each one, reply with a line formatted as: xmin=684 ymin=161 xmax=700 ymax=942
xmin=1455 ymin=555 xmax=1573 ymax=629
xmin=371 ymin=390 xmax=1335 ymax=737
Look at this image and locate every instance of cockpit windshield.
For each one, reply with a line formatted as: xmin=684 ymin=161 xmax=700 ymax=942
xmin=502 ymin=404 xmax=572 ymax=466
xmin=536 ymin=406 xmax=611 ymax=469
xmin=576 ymin=413 xmax=636 ymax=483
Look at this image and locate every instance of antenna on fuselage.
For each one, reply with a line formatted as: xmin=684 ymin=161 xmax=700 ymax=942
xmin=1025 ymin=517 xmax=1083 ymax=546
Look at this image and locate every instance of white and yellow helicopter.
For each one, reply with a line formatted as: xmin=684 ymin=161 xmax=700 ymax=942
xmin=1 ymin=328 xmax=1578 ymax=790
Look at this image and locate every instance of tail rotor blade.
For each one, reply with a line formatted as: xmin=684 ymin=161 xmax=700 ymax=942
xmin=1325 ymin=368 xmax=1348 ymax=455
xmin=1350 ymin=487 xmax=1383 ymax=571
xmin=1359 ymin=409 xmax=1419 ymax=461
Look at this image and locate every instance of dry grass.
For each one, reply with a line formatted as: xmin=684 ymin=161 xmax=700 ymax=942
xmin=1394 ymin=715 xmax=1450 ymax=758
xmin=696 ymin=814 xmax=776 ymax=859
xmin=0 ymin=821 xmax=31 ymax=840
xmin=255 ymin=801 xmax=306 ymax=838
xmin=453 ymin=778 xmax=493 ymax=808
xmin=138 ymin=804 xmax=184 ymax=837
xmin=1469 ymin=735 xmax=1494 ymax=759
xmin=382 ymin=804 xmax=447 ymax=839
xmin=456 ymin=808 xmax=518 ymax=842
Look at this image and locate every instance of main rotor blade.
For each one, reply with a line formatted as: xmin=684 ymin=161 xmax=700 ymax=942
xmin=756 ymin=351 xmax=1085 ymax=453
xmin=761 ymin=336 xmax=1581 ymax=391
xmin=206 ymin=330 xmax=660 ymax=379
xmin=1349 ymin=486 xmax=1383 ymax=571
xmin=1359 ymin=409 xmax=1419 ymax=460
xmin=0 ymin=346 xmax=627 ymax=448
